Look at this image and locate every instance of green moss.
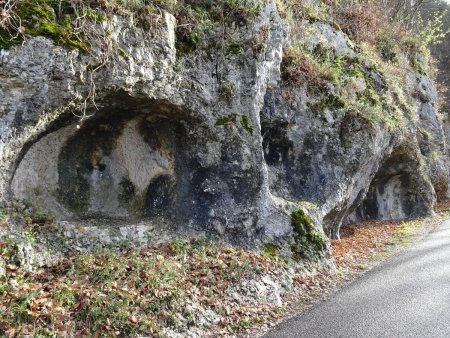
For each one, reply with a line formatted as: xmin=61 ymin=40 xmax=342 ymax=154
xmin=307 ymin=94 xmax=345 ymax=114
xmin=1 ymin=0 xmax=263 ymax=56
xmin=219 ymin=82 xmax=237 ymax=102
xmin=240 ymin=115 xmax=253 ymax=134
xmin=118 ymin=47 xmax=130 ymax=60
xmin=291 ymin=209 xmax=327 ymax=261
xmin=282 ymin=42 xmax=408 ymax=129
xmin=216 ymin=114 xmax=237 ymax=128
xmin=175 ymin=29 xmax=201 ymax=55
xmin=291 ymin=209 xmax=314 ymax=237
xmin=0 ymin=0 xmax=89 ymax=51
xmin=226 ymin=38 xmax=244 ymax=55
xmin=410 ymin=57 xmax=427 ymax=76
xmin=263 ymin=243 xmax=280 ymax=257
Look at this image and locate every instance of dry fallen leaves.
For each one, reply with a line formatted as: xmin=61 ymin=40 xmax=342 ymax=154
xmin=331 ymin=220 xmax=405 ymax=269
xmin=2 ymin=201 xmax=448 ymax=337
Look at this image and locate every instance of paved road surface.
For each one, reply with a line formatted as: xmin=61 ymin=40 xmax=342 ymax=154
xmin=265 ymin=219 xmax=450 ymax=338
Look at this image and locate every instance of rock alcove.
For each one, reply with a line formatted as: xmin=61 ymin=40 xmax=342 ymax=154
xmin=345 ymin=145 xmax=435 ymax=223
xmin=11 ymin=94 xmax=191 ymax=226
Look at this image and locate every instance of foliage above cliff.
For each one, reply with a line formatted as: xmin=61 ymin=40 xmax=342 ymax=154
xmin=278 ymin=0 xmax=448 ymax=128
xmin=0 ymin=0 xmax=264 ymax=51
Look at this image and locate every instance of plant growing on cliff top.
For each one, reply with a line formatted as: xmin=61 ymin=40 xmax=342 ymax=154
xmin=281 ymin=48 xmax=331 ymax=92
xmin=0 ymin=0 xmax=265 ymax=51
xmin=0 ymin=0 xmax=266 ymax=122
xmin=279 ymin=0 xmax=440 ymax=129
xmin=0 ymin=0 xmax=85 ymax=50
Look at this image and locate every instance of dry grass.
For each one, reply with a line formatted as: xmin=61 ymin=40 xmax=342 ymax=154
xmin=280 ymin=49 xmax=331 ymax=90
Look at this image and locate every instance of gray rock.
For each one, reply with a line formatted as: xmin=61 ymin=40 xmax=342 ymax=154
xmin=0 ymin=257 xmax=5 ymax=278
xmin=227 ymin=272 xmax=293 ymax=307
xmin=0 ymin=2 xmax=447 ymax=256
xmin=15 ymin=242 xmax=63 ymax=272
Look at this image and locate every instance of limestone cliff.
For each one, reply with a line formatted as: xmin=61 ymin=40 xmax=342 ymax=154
xmin=0 ymin=0 xmax=447 ymax=262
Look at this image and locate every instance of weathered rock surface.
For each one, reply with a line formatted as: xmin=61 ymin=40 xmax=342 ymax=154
xmin=0 ymin=2 xmax=447 ymax=258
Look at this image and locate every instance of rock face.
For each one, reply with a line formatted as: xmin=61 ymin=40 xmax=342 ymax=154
xmin=0 ymin=2 xmax=447 ymax=256
xmin=426 ymin=1 xmax=450 ymax=194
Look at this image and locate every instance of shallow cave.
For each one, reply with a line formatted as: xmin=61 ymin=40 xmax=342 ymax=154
xmin=345 ymin=146 xmax=435 ymax=224
xmin=10 ymin=94 xmax=194 ymax=225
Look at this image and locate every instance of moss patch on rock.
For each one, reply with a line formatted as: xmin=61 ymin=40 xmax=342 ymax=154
xmin=263 ymin=242 xmax=281 ymax=257
xmin=291 ymin=209 xmax=327 ymax=261
xmin=0 ymin=0 xmax=91 ymax=50
xmin=240 ymin=115 xmax=254 ymax=134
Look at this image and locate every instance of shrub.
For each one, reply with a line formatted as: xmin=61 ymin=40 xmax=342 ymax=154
xmin=281 ymin=48 xmax=330 ymax=91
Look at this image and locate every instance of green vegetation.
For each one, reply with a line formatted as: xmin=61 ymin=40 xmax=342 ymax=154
xmin=117 ymin=47 xmax=130 ymax=59
xmin=0 ymin=200 xmax=55 ymax=230
xmin=0 ymin=0 xmax=94 ymax=50
xmin=307 ymin=94 xmax=345 ymax=114
xmin=0 ymin=235 xmax=18 ymax=261
xmin=279 ymin=0 xmax=447 ymax=129
xmin=290 ymin=209 xmax=327 ymax=261
xmin=376 ymin=33 xmax=400 ymax=63
xmin=226 ymin=37 xmax=245 ymax=55
xmin=0 ymin=208 xmax=6 ymax=227
xmin=0 ymin=239 xmax=284 ymax=336
xmin=0 ymin=0 xmax=265 ymax=56
xmin=240 ymin=115 xmax=254 ymax=134
xmin=216 ymin=113 xmax=237 ymax=128
xmin=263 ymin=242 xmax=281 ymax=257
xmin=219 ymin=81 xmax=237 ymax=101
xmin=216 ymin=113 xmax=254 ymax=134
xmin=281 ymin=38 xmax=417 ymax=128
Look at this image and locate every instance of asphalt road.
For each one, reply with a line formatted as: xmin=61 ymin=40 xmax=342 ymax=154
xmin=264 ymin=219 xmax=450 ymax=338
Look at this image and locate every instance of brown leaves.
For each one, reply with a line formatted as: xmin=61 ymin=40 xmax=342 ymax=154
xmin=71 ymin=297 xmax=90 ymax=313
xmin=0 ymin=239 xmax=286 ymax=337
xmin=0 ymin=216 xmax=427 ymax=337
xmin=332 ymin=220 xmax=405 ymax=269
